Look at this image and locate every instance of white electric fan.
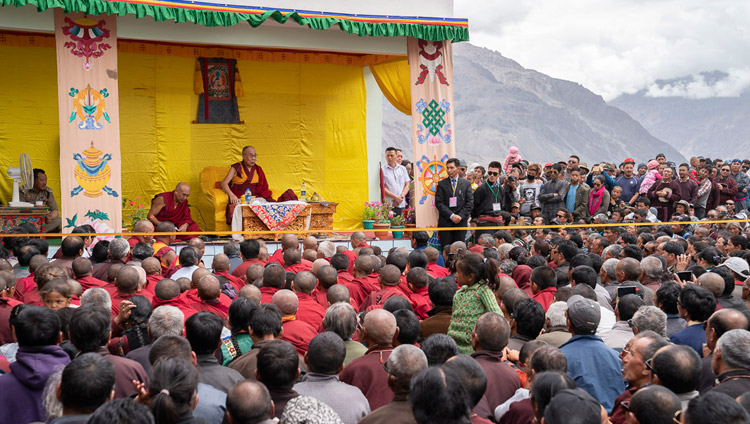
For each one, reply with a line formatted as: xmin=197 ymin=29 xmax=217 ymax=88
xmin=7 ymin=153 xmax=34 ymax=207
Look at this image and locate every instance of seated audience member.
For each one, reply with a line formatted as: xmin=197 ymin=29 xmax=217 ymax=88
xmin=126 ymin=305 xmax=184 ymax=375
xmin=650 ymin=344 xmax=702 ymax=408
xmin=609 ymin=330 xmax=669 ymax=424
xmin=683 ymin=391 xmax=750 ymax=424
xmin=0 ymin=271 xmax=21 ymax=345
xmin=360 ymin=344 xmax=428 ymax=424
xmin=169 ymin=247 xmax=200 ymax=281
xmin=322 ymin=302 xmax=367 ymax=365
xmin=255 ymin=340 xmax=301 ymax=419
xmin=559 ymin=295 xmax=625 ymax=411
xmin=530 ymin=266 xmax=557 ymax=311
xmin=108 ymin=294 xmax=152 ymax=356
xmin=218 ymin=297 xmax=258 ymax=366
xmin=68 ymin=304 xmax=148 ymax=398
xmin=283 ymin=248 xmax=312 ymax=273
xmin=442 ymin=354 xmax=493 ymax=424
xmin=280 ymin=395 xmax=344 ymax=424
xmin=655 ymin=281 xmax=687 ymax=337
xmin=629 ymin=305 xmax=667 ymax=337
xmin=470 ymin=312 xmax=522 ymax=421
xmin=359 ymin=264 xmax=408 ymax=312
xmin=108 ymin=265 xmax=140 ymax=317
xmin=185 ymin=311 xmax=244 ymax=393
xmin=189 ymin=275 xmax=229 ymax=320
xmin=393 ymin=309 xmax=420 ymax=347
xmin=340 ymin=309 xmax=398 ymax=411
xmin=226 ymin=380 xmax=276 ymax=424
xmin=212 ymin=253 xmax=244 ymax=292
xmin=708 ymin=329 xmax=750 ymax=398
xmin=147 ymin=335 xmax=228 ymax=424
xmin=291 ymin=271 xmax=326 ymax=329
xmin=624 ymin=385 xmax=681 ymax=424
xmin=699 ymin=308 xmax=749 ymax=393
xmin=92 ymin=238 xmax=129 ymax=281
xmin=151 ymin=279 xmax=198 ymax=320
xmin=231 ymin=239 xmax=264 ymax=280
xmin=670 ymin=285 xmax=716 ymax=357
xmin=419 ymin=277 xmax=457 ymax=341
xmin=72 ymin=257 xmax=107 ymax=291
xmin=421 ymin=333 xmax=459 ymax=366
xmin=50 ymin=236 xmax=84 ymax=278
xmin=536 ymin=301 xmax=572 ymax=347
xmin=147 ymin=358 xmax=203 ymax=422
xmin=271 ymin=289 xmax=317 ymax=355
xmin=404 ymin=267 xmax=431 ymax=319
xmin=507 ymin=299 xmax=545 ymax=351
xmin=313 ymin=265 xmax=338 ymax=306
xmin=0 ymin=306 xmax=71 ymax=423
xmin=600 ymin=294 xmax=645 ymax=351
xmin=259 ymin=263 xmax=286 ymax=304
xmin=293 ymin=332 xmax=371 ymax=423
xmin=50 ymin=353 xmax=116 ymax=424
xmin=229 ymin=304 xmax=306 ymax=380
xmin=411 ymin=366 xmax=475 ymax=424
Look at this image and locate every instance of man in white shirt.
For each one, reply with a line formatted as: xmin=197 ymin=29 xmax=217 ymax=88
xmin=382 ymin=147 xmax=410 ymax=214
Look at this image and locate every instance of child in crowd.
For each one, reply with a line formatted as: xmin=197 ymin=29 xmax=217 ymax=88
xmin=639 ymin=160 xmax=662 ymax=195
xmin=40 ymin=280 xmax=73 ymax=312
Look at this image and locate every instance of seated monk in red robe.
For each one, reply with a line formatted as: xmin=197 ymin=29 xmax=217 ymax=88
xmin=290 ymin=271 xmax=326 ymax=330
xmin=358 ymin=264 xmax=408 ymax=312
xmin=141 ymin=257 xmax=164 ymax=295
xmin=271 ymin=289 xmax=317 ymax=355
xmin=72 ymin=257 xmax=107 ymax=292
xmin=151 ymin=278 xmax=198 ymax=320
xmin=212 ymin=253 xmax=244 ymax=292
xmin=148 ymin=182 xmax=199 ymax=241
xmin=282 ymin=248 xmax=313 ymax=274
xmin=189 ymin=275 xmax=229 ymax=321
xmin=220 ymin=145 xmax=275 ymax=225
xmin=151 ymin=223 xmax=178 ymax=276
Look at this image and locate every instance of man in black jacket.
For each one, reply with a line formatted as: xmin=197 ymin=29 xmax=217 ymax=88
xmin=435 ymin=158 xmax=473 ymax=251
xmin=472 ymin=161 xmax=505 ymax=239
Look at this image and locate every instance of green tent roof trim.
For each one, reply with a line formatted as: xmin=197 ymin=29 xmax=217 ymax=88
xmin=3 ymin=0 xmax=470 ymax=42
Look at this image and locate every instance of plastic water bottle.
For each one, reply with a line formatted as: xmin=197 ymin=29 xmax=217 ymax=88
xmin=244 ymin=188 xmax=252 ymax=204
xmin=301 ymin=181 xmax=307 ymax=201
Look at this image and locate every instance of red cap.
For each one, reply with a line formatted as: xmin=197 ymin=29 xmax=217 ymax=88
xmin=544 ymin=163 xmax=553 ymax=167
xmin=624 ymin=158 xmax=635 ymax=164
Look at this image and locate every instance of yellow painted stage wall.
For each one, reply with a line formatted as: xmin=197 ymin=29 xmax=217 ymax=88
xmin=0 ymin=46 xmax=369 ymax=230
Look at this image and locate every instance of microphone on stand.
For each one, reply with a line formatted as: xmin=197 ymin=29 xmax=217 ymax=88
xmin=187 ymin=204 xmax=216 ymax=240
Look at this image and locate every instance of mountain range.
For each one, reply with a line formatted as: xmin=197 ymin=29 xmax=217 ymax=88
xmin=609 ymin=71 xmax=750 ymax=160
xmin=382 ymin=43 xmax=686 ymax=167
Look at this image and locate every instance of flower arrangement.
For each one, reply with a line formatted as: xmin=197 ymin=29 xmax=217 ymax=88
xmin=122 ymin=196 xmax=147 ymax=231
xmin=361 ymin=202 xmax=380 ymax=220
xmin=389 ymin=210 xmax=405 ymax=226
xmin=375 ymin=202 xmax=392 ymax=224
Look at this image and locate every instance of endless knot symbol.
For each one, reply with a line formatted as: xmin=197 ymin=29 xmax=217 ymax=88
xmin=421 ymin=99 xmax=446 ymax=136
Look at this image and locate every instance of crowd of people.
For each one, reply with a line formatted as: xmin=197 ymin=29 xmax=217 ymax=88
xmin=3 ymin=148 xmax=750 ymax=424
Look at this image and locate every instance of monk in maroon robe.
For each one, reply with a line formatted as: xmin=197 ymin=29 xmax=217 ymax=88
xmin=272 ymin=289 xmax=317 ymax=355
xmin=148 ymin=183 xmax=200 ymax=241
xmin=189 ymin=276 xmax=229 ymax=321
xmin=152 ymin=279 xmax=198 ymax=321
xmin=72 ymin=257 xmax=107 ymax=292
xmin=220 ymin=145 xmax=275 ymax=225
xmin=358 ymin=265 xmax=408 ymax=312
xmin=290 ymin=271 xmax=326 ymax=330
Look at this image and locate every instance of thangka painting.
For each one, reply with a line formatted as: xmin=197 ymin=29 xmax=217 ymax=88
xmin=55 ymin=9 xmax=122 ymax=233
xmin=408 ymin=38 xmax=456 ymax=228
xmin=194 ymin=58 xmax=244 ymax=123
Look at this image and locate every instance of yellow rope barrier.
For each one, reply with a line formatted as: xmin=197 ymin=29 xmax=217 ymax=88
xmin=2 ymin=218 xmax=747 ymax=238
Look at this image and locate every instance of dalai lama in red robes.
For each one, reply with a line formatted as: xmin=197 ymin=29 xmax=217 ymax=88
xmin=220 ymin=145 xmax=275 ymax=225
xmin=148 ymin=182 xmax=200 ymax=241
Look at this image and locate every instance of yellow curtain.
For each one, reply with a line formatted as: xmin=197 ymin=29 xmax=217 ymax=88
xmin=0 ymin=45 xmax=370 ymax=231
xmin=369 ymin=58 xmax=411 ymax=115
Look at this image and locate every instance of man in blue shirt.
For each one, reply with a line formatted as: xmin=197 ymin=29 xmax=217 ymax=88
xmin=616 ymin=159 xmax=641 ymax=206
xmin=670 ymin=285 xmax=716 ymax=358
xmin=560 ymin=294 xmax=625 ymax=411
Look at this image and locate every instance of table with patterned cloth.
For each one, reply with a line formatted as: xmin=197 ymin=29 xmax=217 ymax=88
xmin=0 ymin=207 xmax=48 ymax=232
xmin=231 ymin=201 xmax=337 ymax=240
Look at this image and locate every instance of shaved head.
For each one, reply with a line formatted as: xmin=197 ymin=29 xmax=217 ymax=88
xmin=116 ymin=265 xmax=140 ymax=294
xmin=107 ymin=263 xmax=124 ymax=283
xmin=245 ymin=264 xmax=264 ymax=284
xmin=292 ymin=271 xmax=316 ymax=294
xmin=134 ymin=266 xmax=147 ymax=289
xmin=280 ymin=234 xmax=299 ymax=250
xmin=311 ymin=258 xmax=329 ymax=275
xmin=188 ymin=237 xmax=205 ymax=253
xmin=302 ymin=249 xmax=317 ymax=263
xmin=239 ymin=285 xmax=261 ymax=304
xmin=29 ymin=255 xmax=49 ymax=274
xmin=197 ymin=275 xmax=221 ymax=300
xmin=317 ymin=265 xmax=338 ymax=289
xmin=72 ymin=257 xmax=93 ymax=278
xmin=142 ymin=257 xmax=161 ymax=275
xmin=424 ymin=247 xmax=440 ymax=263
xmin=354 ymin=255 xmax=375 ymax=277
xmin=327 ymin=284 xmax=350 ymax=305
xmin=363 ymin=309 xmax=398 ymax=345
xmin=271 ymin=289 xmax=299 ymax=315
xmin=303 ymin=236 xmax=318 ymax=251
xmin=212 ymin=253 xmax=230 ymax=272
xmin=283 ymin=248 xmax=301 ymax=266
xmin=157 ymin=221 xmax=176 ymax=233
xmin=155 ymin=279 xmax=180 ymax=301
xmin=351 ymin=232 xmax=366 ymax=248
xmin=380 ymin=264 xmax=402 ymax=286
xmin=191 ymin=267 xmax=211 ymax=289
xmin=133 ymin=220 xmax=154 ymax=233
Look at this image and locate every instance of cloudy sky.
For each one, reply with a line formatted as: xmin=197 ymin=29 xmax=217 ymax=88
xmin=454 ymin=0 xmax=750 ymax=100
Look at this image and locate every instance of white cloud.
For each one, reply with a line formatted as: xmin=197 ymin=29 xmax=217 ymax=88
xmin=645 ymin=68 xmax=750 ymax=98
xmin=455 ymin=0 xmax=750 ymax=100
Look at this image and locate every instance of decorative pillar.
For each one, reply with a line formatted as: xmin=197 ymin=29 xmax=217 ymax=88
xmin=407 ymin=38 xmax=456 ymax=228
xmin=55 ymin=10 xmax=122 ymax=234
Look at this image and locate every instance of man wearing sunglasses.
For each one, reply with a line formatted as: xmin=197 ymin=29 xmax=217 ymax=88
xmin=715 ymin=165 xmax=738 ymax=209
xmin=472 ymin=161 xmax=505 ymax=240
